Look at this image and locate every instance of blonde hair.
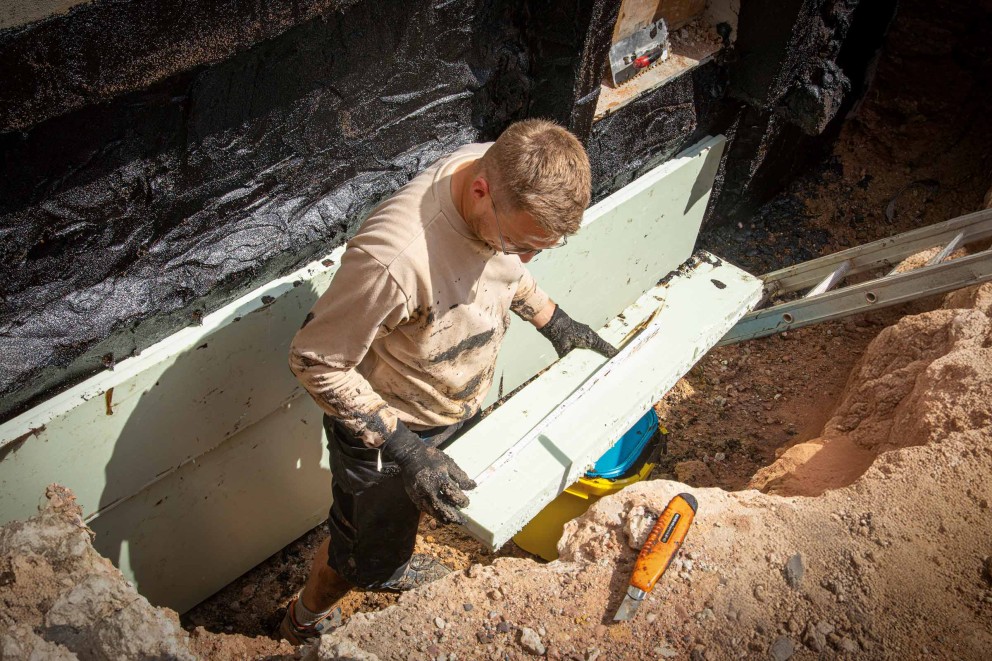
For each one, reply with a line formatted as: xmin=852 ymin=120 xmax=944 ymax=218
xmin=483 ymin=119 xmax=591 ymax=237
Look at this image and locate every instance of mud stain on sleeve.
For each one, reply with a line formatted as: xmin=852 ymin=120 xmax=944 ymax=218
xmin=510 ymin=298 xmax=539 ymax=321
xmin=409 ymin=305 xmax=437 ymax=329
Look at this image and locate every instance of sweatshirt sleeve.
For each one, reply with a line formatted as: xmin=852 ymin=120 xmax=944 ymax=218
xmin=510 ymin=267 xmax=551 ymax=322
xmin=289 ymin=246 xmax=410 ymax=448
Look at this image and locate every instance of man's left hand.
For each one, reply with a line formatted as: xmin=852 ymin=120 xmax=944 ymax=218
xmin=537 ymin=305 xmax=618 ymax=360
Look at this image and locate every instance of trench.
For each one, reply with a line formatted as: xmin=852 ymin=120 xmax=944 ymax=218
xmin=183 ymin=5 xmax=992 ymax=648
xmin=181 ymin=0 xmax=992 ymax=641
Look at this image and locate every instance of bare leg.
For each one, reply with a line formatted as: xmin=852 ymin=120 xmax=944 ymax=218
xmin=300 ymin=537 xmax=352 ymax=612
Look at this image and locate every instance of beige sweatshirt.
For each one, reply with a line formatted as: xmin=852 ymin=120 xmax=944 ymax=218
xmin=289 ymin=143 xmax=550 ymax=447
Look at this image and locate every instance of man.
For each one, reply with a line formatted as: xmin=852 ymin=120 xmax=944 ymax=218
xmin=282 ymin=119 xmax=616 ymax=644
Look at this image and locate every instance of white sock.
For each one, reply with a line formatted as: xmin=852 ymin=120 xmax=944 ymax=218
xmin=293 ymin=592 xmax=332 ymax=626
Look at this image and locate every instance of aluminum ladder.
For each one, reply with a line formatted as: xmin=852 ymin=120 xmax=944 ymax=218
xmin=719 ymin=208 xmax=992 ymax=345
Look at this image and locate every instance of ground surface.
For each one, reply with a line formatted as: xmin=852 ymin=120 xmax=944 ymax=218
xmin=3 ymin=0 xmax=992 ymax=659
xmin=184 ymin=0 xmax=992 ymax=646
xmin=6 ymin=282 xmax=992 ymax=659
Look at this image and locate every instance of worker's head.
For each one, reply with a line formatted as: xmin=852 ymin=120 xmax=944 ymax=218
xmin=473 ymin=119 xmax=591 ymax=263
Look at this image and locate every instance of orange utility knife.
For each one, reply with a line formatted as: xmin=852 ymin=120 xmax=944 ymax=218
xmin=613 ymin=492 xmax=697 ymax=621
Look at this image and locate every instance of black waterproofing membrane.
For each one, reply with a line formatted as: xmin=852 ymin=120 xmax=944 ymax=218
xmin=0 ymin=0 xmax=897 ymax=421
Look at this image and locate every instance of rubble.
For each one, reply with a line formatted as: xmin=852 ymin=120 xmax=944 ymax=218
xmin=0 ymin=486 xmax=292 ymax=660
xmin=0 ymin=486 xmax=195 ymax=660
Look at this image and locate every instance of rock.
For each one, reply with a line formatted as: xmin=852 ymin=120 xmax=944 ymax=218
xmin=497 ymin=622 xmax=512 ymax=634
xmin=303 ymin=638 xmax=380 ymax=661
xmin=769 ymin=636 xmax=795 ymax=661
xmin=839 ymin=637 xmax=859 ymax=653
xmin=463 ymin=603 xmax=474 ymax=612
xmin=784 ymin=553 xmax=805 ymax=589
xmin=690 ymin=645 xmax=706 ymax=661
xmin=624 ymin=506 xmax=659 ymax=549
xmin=0 ymin=487 xmax=197 ymax=661
xmin=803 ymin=622 xmax=825 ymax=652
xmin=519 ymin=627 xmax=546 ymax=656
xmin=434 ymin=617 xmax=446 ymax=629
xmin=0 ymin=624 xmax=76 ymax=660
xmin=982 ymin=556 xmax=992 ymax=585
xmin=654 ymin=645 xmax=678 ymax=658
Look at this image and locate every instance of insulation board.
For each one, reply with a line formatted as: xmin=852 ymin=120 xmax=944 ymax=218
xmin=446 ymin=256 xmax=762 ymax=549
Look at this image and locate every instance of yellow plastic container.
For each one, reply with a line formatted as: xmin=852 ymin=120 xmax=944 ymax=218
xmin=512 ymin=460 xmax=655 ymax=561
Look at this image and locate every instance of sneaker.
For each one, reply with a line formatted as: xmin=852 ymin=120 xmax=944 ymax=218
xmin=380 ymin=553 xmax=452 ymax=591
xmin=278 ymin=595 xmax=342 ymax=645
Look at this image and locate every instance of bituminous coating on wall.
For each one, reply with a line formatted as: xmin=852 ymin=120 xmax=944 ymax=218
xmin=0 ymin=0 xmax=896 ymax=422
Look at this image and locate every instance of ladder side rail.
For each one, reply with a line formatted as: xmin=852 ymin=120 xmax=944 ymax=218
xmin=759 ymin=208 xmax=992 ymax=296
xmin=720 ymin=247 xmax=992 ymax=345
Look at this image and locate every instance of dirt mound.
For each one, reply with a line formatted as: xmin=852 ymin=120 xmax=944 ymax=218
xmin=4 ymin=288 xmax=992 ymax=660
xmin=0 ymin=485 xmax=291 ymax=660
xmin=309 ymin=429 xmax=992 ymax=660
xmin=749 ymin=283 xmax=992 ymax=496
xmin=288 ymin=283 xmax=992 ymax=660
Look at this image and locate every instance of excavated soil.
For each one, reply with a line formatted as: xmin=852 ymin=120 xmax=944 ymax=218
xmin=4 ymin=284 xmax=992 ymax=658
xmin=4 ymin=0 xmax=992 ymax=659
xmin=184 ymin=0 xmax=992 ymax=646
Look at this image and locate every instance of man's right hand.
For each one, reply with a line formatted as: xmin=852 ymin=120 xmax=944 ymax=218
xmin=382 ymin=423 xmax=477 ymax=525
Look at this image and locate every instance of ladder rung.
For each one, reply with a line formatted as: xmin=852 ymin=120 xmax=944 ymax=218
xmin=805 ymin=260 xmax=851 ymax=298
xmin=926 ymin=231 xmax=965 ymax=266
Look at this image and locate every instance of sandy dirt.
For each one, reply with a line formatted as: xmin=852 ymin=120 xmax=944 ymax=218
xmin=3 ymin=0 xmax=992 ymax=659
xmin=176 ymin=0 xmax=992 ymax=653
xmin=218 ymin=282 xmax=992 ymax=660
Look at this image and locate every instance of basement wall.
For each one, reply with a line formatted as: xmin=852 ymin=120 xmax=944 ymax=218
xmin=0 ymin=0 xmax=896 ymax=422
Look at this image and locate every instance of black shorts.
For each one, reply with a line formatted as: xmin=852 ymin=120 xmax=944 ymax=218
xmin=322 ymin=414 xmax=476 ymax=589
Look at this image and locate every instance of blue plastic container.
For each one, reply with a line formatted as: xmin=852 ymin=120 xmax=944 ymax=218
xmin=586 ymin=409 xmax=659 ymax=479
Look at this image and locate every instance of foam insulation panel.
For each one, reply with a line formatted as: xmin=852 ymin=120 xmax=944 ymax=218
xmin=0 ymin=135 xmax=723 ymax=612
xmin=446 ymin=256 xmax=762 ymax=549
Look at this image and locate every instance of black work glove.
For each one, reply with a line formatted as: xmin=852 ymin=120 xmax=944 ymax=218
xmin=538 ymin=305 xmax=619 ymax=360
xmin=381 ymin=422 xmax=477 ymax=525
